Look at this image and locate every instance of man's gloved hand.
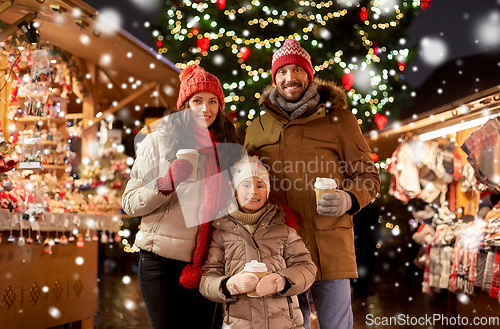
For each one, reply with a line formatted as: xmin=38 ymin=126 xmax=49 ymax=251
xmin=317 ymin=190 xmax=352 ymax=217
xmin=255 ymin=273 xmax=286 ymax=297
xmin=157 ymin=159 xmax=193 ymax=196
xmin=226 ymin=272 xmax=259 ymax=295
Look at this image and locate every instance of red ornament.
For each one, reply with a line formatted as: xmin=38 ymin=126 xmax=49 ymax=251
xmin=420 ymin=0 xmax=432 ymax=11
xmin=216 ymin=0 xmax=226 ymax=10
xmin=239 ymin=47 xmax=251 ymax=61
xmin=342 ymin=73 xmax=355 ymax=90
xmin=370 ymin=153 xmax=379 ymax=162
xmin=197 ymin=37 xmax=210 ymax=53
xmin=397 ymin=61 xmax=406 ymax=71
xmin=374 ymin=113 xmax=388 ymax=130
xmin=359 ymin=7 xmax=368 ymax=22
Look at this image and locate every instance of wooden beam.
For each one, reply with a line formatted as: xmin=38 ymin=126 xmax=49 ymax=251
xmin=0 ymin=13 xmax=37 ymax=43
xmin=84 ymin=81 xmax=156 ymax=130
xmin=158 ymin=93 xmax=169 ymax=109
xmin=99 ymin=68 xmax=126 ymax=99
xmin=66 ymin=113 xmax=83 ymax=120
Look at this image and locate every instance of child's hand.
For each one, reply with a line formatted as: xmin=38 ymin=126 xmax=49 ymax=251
xmin=226 ymin=272 xmax=259 ymax=295
xmin=256 ymin=273 xmax=286 ymax=296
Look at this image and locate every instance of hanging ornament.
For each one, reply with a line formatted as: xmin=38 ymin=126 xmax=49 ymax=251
xmin=373 ymin=40 xmax=380 ymax=56
xmin=359 ymin=7 xmax=368 ymax=22
xmin=108 ymin=231 xmax=114 ymax=243
xmin=342 ymin=73 xmax=355 ymax=90
xmin=239 ymin=47 xmax=251 ymax=61
xmin=420 ymin=0 xmax=432 ymax=11
xmin=101 ymin=231 xmax=108 ymax=243
xmin=371 ymin=153 xmax=379 ymax=162
xmin=85 ymin=229 xmax=92 ymax=242
xmin=35 ymin=232 xmax=43 ymax=245
xmin=18 ymin=225 xmax=25 ymax=246
xmin=216 ymin=0 xmax=226 ymax=10
xmin=92 ymin=233 xmax=99 ymax=242
xmin=76 ymin=234 xmax=85 ymax=248
xmin=59 ymin=233 xmax=68 ymax=245
xmin=43 ymin=238 xmax=52 ymax=254
xmin=197 ymin=37 xmax=210 ymax=53
xmin=26 ymin=226 xmax=33 ymax=244
xmin=397 ymin=61 xmax=406 ymax=71
xmin=375 ymin=113 xmax=388 ymax=130
xmin=114 ymin=233 xmax=121 ymax=243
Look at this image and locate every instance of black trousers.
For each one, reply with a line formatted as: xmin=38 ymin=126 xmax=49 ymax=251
xmin=138 ymin=250 xmax=222 ymax=329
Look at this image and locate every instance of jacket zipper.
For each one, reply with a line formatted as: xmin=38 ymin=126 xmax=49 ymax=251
xmin=225 ymin=302 xmax=230 ymax=325
xmin=286 ymin=296 xmax=293 ymax=319
xmin=151 ymin=205 xmax=169 ymax=234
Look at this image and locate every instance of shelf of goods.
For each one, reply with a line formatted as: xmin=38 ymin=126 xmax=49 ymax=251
xmin=0 ymin=210 xmax=121 ymax=328
xmin=12 ymin=96 xmax=71 ymax=178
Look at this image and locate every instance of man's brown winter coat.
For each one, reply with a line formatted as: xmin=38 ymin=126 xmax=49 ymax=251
xmin=244 ymin=79 xmax=381 ymax=280
xmin=200 ymin=204 xmax=317 ymax=329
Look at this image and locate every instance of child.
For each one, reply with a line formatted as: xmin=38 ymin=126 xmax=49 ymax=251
xmin=200 ymin=156 xmax=317 ymax=329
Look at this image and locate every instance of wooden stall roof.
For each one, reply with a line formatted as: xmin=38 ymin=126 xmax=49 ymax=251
xmin=365 ymin=85 xmax=500 ymax=159
xmin=0 ymin=0 xmax=180 ymax=126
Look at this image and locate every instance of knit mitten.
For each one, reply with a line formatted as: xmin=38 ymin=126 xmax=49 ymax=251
xmin=226 ymin=272 xmax=259 ymax=295
xmin=255 ymin=273 xmax=286 ymax=296
xmin=157 ymin=159 xmax=193 ymax=196
xmin=317 ymin=190 xmax=352 ymax=217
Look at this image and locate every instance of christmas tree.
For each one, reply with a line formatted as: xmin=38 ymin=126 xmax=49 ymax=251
xmin=153 ymin=0 xmax=427 ymax=133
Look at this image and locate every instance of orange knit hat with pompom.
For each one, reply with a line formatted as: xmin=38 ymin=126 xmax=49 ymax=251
xmin=176 ymin=65 xmax=225 ymax=110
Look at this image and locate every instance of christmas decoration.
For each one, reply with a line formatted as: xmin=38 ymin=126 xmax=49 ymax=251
xmin=420 ymin=0 xmax=432 ymax=11
xmin=375 ymin=113 xmax=388 ymax=130
xmin=342 ymin=73 xmax=355 ymax=90
xmin=216 ymin=0 xmax=226 ymax=10
xmin=239 ymin=46 xmax=251 ymax=61
xmin=197 ymin=37 xmax=210 ymax=53
xmin=360 ymin=7 xmax=368 ymax=22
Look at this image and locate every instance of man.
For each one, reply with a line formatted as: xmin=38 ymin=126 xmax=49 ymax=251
xmin=244 ymin=39 xmax=381 ymax=329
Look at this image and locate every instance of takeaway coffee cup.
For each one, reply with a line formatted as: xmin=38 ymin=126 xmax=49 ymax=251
xmin=176 ymin=149 xmax=199 ymax=181
xmin=314 ymin=177 xmax=337 ymax=204
xmin=242 ymin=260 xmax=268 ymax=297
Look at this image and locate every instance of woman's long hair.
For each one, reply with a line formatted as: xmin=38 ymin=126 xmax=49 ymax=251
xmin=160 ymin=101 xmax=242 ymax=171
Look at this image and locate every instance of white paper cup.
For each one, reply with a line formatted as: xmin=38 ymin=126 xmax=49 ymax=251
xmin=314 ymin=177 xmax=337 ymax=202
xmin=242 ymin=260 xmax=268 ymax=297
xmin=176 ymin=149 xmax=199 ymax=181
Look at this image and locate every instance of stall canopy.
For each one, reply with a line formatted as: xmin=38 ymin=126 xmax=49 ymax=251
xmin=0 ymin=0 xmax=180 ymax=129
xmin=366 ymin=85 xmax=500 ymax=160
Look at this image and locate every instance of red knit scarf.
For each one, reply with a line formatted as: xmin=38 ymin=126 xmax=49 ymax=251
xmin=179 ymin=124 xmax=229 ymax=289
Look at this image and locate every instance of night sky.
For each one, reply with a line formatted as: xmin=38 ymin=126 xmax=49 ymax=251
xmin=84 ymin=0 xmax=500 ymax=88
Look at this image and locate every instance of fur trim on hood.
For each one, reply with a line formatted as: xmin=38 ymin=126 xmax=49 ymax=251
xmin=259 ymin=78 xmax=348 ymax=112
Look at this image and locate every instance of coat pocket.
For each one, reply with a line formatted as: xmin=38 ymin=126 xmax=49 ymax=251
xmin=312 ymin=213 xmax=353 ymax=230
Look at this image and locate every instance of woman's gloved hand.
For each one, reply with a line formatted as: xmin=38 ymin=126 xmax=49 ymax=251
xmin=255 ymin=273 xmax=286 ymax=296
xmin=157 ymin=159 xmax=193 ymax=196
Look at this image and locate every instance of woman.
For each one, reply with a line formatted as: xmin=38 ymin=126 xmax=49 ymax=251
xmin=122 ymin=65 xmax=241 ymax=328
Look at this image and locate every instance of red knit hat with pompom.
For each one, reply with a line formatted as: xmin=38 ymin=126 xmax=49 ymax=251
xmin=271 ymin=39 xmax=314 ymax=84
xmin=176 ymin=65 xmax=225 ymax=109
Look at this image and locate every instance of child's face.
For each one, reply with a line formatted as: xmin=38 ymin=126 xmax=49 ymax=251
xmin=235 ymin=177 xmax=268 ymax=213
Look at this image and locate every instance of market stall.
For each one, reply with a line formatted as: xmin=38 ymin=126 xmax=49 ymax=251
xmin=367 ymin=85 xmax=500 ymax=320
xmin=0 ymin=0 xmax=180 ymax=327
